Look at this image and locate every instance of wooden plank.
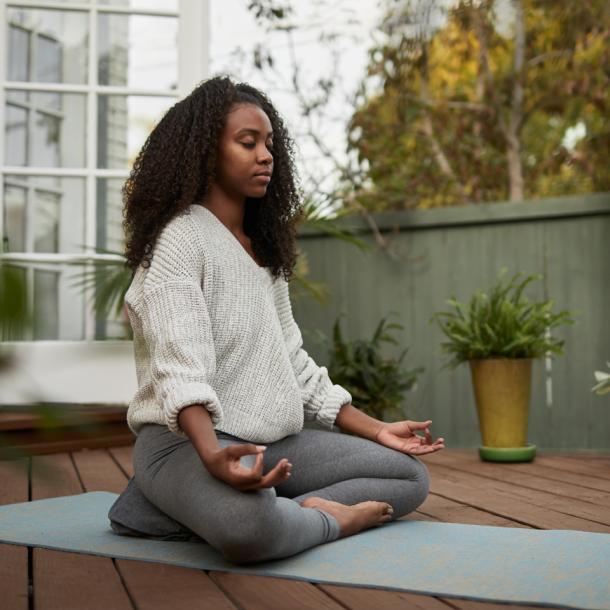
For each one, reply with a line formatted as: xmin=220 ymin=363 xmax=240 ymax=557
xmin=532 ymin=454 xmax=610 ymax=479
xmin=424 ymin=450 xmax=610 ymax=508
xmin=320 ymin=585 xmax=545 ymax=610
xmin=319 ymin=584 xmax=455 ymax=609
xmin=424 ymin=462 xmax=610 ymax=532
xmin=495 ymin=460 xmax=610 ymax=494
xmin=0 ymin=407 xmax=127 ymax=431
xmin=209 ymin=572 xmax=347 ymax=610
xmin=30 ymin=453 xmax=134 ymax=610
xmin=72 ymin=448 xmax=130 ymax=494
xmin=108 ymin=444 xmax=135 ymax=478
xmin=418 ymin=492 xmax=529 ymax=528
xmin=2 ymin=426 xmax=133 ymax=456
xmin=115 ymin=561 xmax=238 ymax=610
xmin=0 ymin=458 xmax=29 ymax=610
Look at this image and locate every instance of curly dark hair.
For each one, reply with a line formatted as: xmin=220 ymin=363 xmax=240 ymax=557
xmin=122 ymin=74 xmax=305 ymax=282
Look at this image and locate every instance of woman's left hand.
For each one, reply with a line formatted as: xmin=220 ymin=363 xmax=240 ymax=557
xmin=374 ymin=419 xmax=445 ymax=456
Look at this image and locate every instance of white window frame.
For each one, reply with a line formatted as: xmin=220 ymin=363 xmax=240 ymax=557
xmin=0 ymin=0 xmax=209 ymax=341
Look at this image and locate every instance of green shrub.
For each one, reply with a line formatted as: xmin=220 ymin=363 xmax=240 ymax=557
xmin=324 ymin=312 xmax=424 ymax=422
xmin=429 ymin=268 xmax=576 ymax=370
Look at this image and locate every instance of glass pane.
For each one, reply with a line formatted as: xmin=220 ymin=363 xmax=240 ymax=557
xmin=97 ymin=177 xmax=126 ymax=253
xmin=36 ymin=35 xmax=61 ymax=83
xmin=34 ymin=190 xmax=60 ymax=253
xmin=5 ymin=104 xmax=27 ymax=165
xmin=32 ymin=265 xmax=86 ymax=341
xmin=4 ymin=91 xmax=86 ymax=167
xmin=98 ymin=0 xmax=178 ymax=11
xmin=97 ymin=95 xmax=175 ymax=169
xmin=97 ymin=13 xmax=178 ymax=90
xmin=95 ymin=177 xmax=130 ymax=340
xmin=3 ymin=175 xmax=86 ymax=254
xmin=2 ymin=184 xmax=26 ymax=251
xmin=0 ymin=265 xmax=87 ymax=341
xmin=34 ymin=270 xmax=59 ymax=339
xmin=8 ymin=24 xmax=29 ymax=81
xmin=6 ymin=8 xmax=88 ymax=84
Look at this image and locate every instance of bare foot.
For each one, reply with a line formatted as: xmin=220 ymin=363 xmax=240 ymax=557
xmin=300 ymin=496 xmax=394 ymax=539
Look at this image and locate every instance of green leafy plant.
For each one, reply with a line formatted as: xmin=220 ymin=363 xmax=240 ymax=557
xmin=323 ymin=312 xmax=424 ymax=423
xmin=429 ymin=268 xmax=576 ymax=370
xmin=592 ymin=363 xmax=610 ymax=396
xmin=66 ymin=246 xmax=134 ymax=339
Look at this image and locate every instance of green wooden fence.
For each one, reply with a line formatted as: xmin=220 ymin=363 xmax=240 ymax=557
xmin=292 ymin=193 xmax=610 ymax=451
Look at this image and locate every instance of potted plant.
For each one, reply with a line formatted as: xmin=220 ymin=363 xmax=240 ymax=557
xmin=319 ymin=312 xmax=424 ymax=429
xmin=429 ymin=268 xmax=575 ymax=463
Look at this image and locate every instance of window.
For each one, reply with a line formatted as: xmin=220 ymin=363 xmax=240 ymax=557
xmin=1 ymin=0 xmax=209 ymax=340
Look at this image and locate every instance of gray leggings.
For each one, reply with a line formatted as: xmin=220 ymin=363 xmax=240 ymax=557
xmin=133 ymin=423 xmax=430 ymax=565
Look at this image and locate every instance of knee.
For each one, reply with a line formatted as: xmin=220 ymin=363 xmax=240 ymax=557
xmin=209 ymin=491 xmax=280 ymax=565
xmin=410 ymin=457 xmax=430 ymax=508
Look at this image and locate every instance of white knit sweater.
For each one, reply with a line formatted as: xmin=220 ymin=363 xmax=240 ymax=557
xmin=124 ymin=203 xmax=352 ymax=443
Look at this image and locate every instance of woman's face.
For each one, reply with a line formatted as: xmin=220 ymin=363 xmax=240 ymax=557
xmin=214 ymin=103 xmax=274 ymax=200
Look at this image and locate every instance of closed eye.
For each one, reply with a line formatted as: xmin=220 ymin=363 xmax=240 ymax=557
xmin=242 ymin=142 xmax=274 ymax=152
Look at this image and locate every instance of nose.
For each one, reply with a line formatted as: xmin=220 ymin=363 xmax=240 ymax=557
xmin=258 ymin=144 xmax=273 ymax=165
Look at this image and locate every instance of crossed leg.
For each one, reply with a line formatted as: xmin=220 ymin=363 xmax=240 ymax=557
xmin=263 ymin=427 xmax=430 ymax=519
xmin=133 ymin=424 xmax=430 ymax=566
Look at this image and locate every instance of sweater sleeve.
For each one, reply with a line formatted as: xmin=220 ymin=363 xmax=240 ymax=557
xmin=272 ymin=278 xmax=352 ymax=429
xmin=126 ymin=214 xmax=223 ymax=437
xmin=132 ymin=280 xmax=223 ymax=437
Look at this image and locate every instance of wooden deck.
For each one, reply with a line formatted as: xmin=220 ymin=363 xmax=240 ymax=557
xmin=1 ymin=446 xmax=609 ymax=610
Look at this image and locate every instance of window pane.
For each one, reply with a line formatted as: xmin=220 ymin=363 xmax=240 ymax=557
xmin=98 ymin=0 xmax=178 ymax=11
xmin=97 ymin=95 xmax=174 ymax=169
xmin=6 ymin=8 xmax=88 ymax=84
xmin=8 ymin=24 xmax=29 ymax=81
xmin=97 ymin=177 xmax=126 ymax=253
xmin=2 ymin=184 xmax=26 ymax=251
xmin=36 ymin=35 xmax=62 ymax=83
xmin=34 ymin=190 xmax=60 ymax=253
xmin=3 ymin=175 xmax=86 ymax=254
xmin=5 ymin=104 xmax=27 ymax=165
xmin=34 ymin=270 xmax=59 ymax=339
xmin=97 ymin=13 xmax=178 ymax=90
xmin=5 ymin=91 xmax=87 ymax=167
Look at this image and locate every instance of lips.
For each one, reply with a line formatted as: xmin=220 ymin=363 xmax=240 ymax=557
xmin=254 ymin=171 xmax=272 ymax=177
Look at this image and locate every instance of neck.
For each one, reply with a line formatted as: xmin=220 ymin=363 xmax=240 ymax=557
xmin=200 ymin=184 xmax=246 ymax=236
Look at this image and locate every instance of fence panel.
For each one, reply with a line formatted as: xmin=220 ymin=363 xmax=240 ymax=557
xmin=292 ymin=193 xmax=610 ymax=450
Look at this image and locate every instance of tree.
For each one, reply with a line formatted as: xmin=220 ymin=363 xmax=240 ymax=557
xmin=346 ymin=0 xmax=610 ymax=210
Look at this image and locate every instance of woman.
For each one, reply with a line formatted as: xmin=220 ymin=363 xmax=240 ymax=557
xmin=109 ymin=75 xmax=445 ymax=565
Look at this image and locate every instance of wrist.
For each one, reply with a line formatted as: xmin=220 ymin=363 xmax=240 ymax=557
xmin=335 ymin=403 xmax=385 ymax=442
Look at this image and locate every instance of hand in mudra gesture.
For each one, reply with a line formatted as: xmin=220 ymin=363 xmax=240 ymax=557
xmin=375 ymin=419 xmax=445 ymax=456
xmin=204 ymin=443 xmax=292 ymax=491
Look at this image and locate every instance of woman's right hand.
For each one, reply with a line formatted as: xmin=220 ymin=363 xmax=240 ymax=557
xmin=203 ymin=444 xmax=292 ymax=491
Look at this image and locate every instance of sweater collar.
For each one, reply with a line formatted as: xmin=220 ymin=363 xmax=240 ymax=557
xmin=191 ymin=204 xmax=274 ymax=281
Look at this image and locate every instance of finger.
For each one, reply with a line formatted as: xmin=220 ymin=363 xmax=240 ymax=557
xmin=409 ymin=420 xmax=432 ymax=431
xmin=260 ymin=458 xmax=291 ymax=487
xmin=235 ymin=450 xmax=265 ymax=482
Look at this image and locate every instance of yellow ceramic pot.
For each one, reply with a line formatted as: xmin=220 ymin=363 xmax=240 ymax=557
xmin=468 ymin=358 xmax=532 ymax=448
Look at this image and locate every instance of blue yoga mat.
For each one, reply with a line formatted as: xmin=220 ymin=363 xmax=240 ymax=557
xmin=0 ymin=491 xmax=608 ymax=610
